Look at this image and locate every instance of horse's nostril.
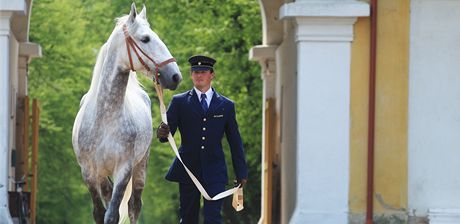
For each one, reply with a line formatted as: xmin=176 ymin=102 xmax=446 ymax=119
xmin=172 ymin=74 xmax=181 ymax=83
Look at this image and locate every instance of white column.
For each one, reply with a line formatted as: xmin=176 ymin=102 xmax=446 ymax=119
xmin=250 ymin=45 xmax=278 ymax=224
xmin=408 ymin=0 xmax=460 ymax=223
xmin=280 ymin=1 xmax=368 ymax=224
xmin=19 ymin=42 xmax=42 ymax=96
xmin=0 ymin=12 xmax=14 ymax=224
xmin=250 ymin=45 xmax=277 ymax=100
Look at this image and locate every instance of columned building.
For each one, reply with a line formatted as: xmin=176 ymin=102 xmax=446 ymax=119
xmin=251 ymin=0 xmax=460 ymax=223
xmin=0 ymin=0 xmax=41 ymax=222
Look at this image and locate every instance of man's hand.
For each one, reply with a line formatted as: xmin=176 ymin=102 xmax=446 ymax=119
xmin=235 ymin=179 xmax=247 ymax=188
xmin=156 ymin=122 xmax=170 ymax=139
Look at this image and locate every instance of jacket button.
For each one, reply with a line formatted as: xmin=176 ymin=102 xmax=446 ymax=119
xmin=201 ymin=146 xmax=205 ymax=149
xmin=202 ymin=127 xmax=206 ymax=131
xmin=202 ymin=137 xmax=205 ymax=140
xmin=203 ymin=118 xmax=207 ymax=121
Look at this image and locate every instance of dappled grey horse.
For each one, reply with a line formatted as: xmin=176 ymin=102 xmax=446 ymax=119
xmin=72 ymin=4 xmax=181 ymax=224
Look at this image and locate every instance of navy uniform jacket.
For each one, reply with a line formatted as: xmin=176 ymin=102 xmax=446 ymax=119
xmin=164 ymin=88 xmax=248 ymax=184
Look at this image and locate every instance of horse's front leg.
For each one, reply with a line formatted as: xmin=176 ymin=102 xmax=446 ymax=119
xmin=100 ymin=177 xmax=113 ymax=207
xmin=104 ymin=165 xmax=132 ymax=224
xmin=129 ymin=151 xmax=150 ymax=223
xmin=82 ymin=169 xmax=106 ymax=224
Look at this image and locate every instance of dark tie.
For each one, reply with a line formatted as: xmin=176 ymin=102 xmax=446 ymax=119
xmin=200 ymin=93 xmax=208 ymax=112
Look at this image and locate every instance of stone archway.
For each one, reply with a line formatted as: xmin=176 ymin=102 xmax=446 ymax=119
xmin=249 ymin=1 xmax=285 ymax=223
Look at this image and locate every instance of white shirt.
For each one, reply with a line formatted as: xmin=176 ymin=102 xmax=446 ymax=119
xmin=194 ymin=87 xmax=213 ymax=107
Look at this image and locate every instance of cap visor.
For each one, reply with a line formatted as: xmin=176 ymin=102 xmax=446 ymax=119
xmin=191 ymin=66 xmax=212 ymax=71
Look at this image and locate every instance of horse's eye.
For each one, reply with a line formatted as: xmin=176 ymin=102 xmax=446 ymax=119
xmin=140 ymin=36 xmax=150 ymax=43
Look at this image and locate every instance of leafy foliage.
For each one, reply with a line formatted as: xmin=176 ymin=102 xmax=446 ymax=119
xmin=29 ymin=0 xmax=261 ymax=223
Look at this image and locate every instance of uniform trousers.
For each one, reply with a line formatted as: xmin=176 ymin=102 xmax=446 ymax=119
xmin=179 ymin=182 xmax=225 ymax=224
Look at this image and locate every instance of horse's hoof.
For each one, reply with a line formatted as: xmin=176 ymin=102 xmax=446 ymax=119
xmin=104 ymin=215 xmax=119 ymax=224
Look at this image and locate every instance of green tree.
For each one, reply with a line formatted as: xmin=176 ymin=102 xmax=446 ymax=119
xmin=29 ymin=0 xmax=261 ymax=223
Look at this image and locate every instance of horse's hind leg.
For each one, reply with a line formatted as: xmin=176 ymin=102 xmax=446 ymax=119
xmin=129 ymin=152 xmax=149 ymax=223
xmin=104 ymin=165 xmax=132 ymax=224
xmin=82 ymin=169 xmax=105 ymax=224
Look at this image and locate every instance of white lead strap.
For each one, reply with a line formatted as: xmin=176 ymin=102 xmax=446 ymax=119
xmin=154 ymin=82 xmax=243 ymax=210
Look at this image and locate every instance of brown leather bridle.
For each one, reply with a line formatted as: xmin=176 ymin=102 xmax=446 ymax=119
xmin=122 ymin=24 xmax=176 ymax=83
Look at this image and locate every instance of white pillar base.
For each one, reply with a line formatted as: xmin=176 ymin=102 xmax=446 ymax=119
xmin=290 ymin=210 xmax=348 ymax=224
xmin=429 ymin=209 xmax=460 ymax=224
xmin=0 ymin=207 xmax=13 ymax=224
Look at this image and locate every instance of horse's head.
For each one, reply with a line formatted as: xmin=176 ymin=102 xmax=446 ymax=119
xmin=115 ymin=4 xmax=182 ymax=90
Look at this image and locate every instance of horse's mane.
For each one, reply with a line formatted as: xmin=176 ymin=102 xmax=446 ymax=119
xmin=92 ymin=15 xmax=128 ymax=93
xmin=115 ymin=15 xmax=144 ymax=32
xmin=81 ymin=15 xmax=150 ymax=109
xmin=115 ymin=15 xmax=129 ymax=27
xmin=86 ymin=14 xmax=132 ymax=97
xmin=85 ymin=40 xmax=147 ymax=105
xmin=87 ymin=43 xmax=108 ymax=95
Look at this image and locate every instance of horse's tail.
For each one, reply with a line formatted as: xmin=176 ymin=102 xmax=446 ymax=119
xmin=118 ymin=177 xmax=132 ymax=224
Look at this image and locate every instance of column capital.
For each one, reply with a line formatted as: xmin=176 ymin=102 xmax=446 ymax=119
xmin=0 ymin=11 xmax=13 ymax=36
xmin=280 ymin=1 xmax=369 ymax=18
xmin=0 ymin=0 xmax=27 ymax=14
xmin=249 ymin=45 xmax=277 ymax=80
xmin=0 ymin=12 xmax=12 ymax=36
xmin=294 ymin=17 xmax=358 ymax=42
xmin=19 ymin=42 xmax=42 ymax=58
xmin=279 ymin=1 xmax=369 ymax=42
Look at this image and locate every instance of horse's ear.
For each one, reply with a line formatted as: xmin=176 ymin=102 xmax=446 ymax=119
xmin=128 ymin=3 xmax=137 ymax=24
xmin=139 ymin=4 xmax=147 ymax=20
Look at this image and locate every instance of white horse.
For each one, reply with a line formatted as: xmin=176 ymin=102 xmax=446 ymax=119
xmin=72 ymin=4 xmax=181 ymax=224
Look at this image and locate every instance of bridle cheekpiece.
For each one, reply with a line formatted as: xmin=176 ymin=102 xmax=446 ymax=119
xmin=122 ymin=24 xmax=176 ymax=83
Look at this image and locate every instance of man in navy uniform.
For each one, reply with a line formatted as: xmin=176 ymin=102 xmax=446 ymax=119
xmin=157 ymin=55 xmax=248 ymax=224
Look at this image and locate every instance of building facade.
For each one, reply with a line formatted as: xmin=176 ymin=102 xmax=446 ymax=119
xmin=0 ymin=0 xmax=40 ymax=223
xmin=250 ymin=0 xmax=460 ymax=223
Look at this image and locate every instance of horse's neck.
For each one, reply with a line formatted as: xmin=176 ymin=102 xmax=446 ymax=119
xmin=95 ymin=45 xmax=130 ymax=115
